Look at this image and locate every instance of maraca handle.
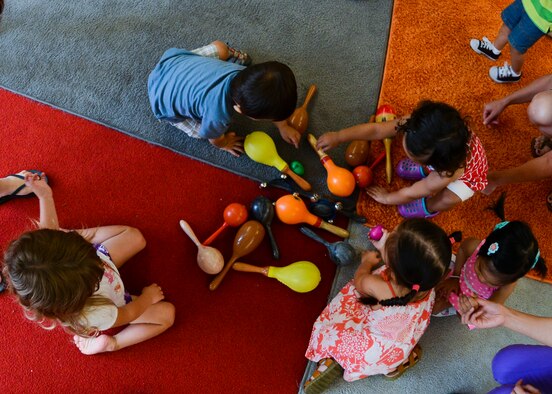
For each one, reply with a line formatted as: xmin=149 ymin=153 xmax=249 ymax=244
xmin=233 ymin=262 xmax=269 ymax=276
xmin=282 ymin=165 xmax=312 ymax=191
xmin=302 ymin=84 xmax=317 ymax=109
xmin=307 ymin=134 xmax=326 ymax=160
xmin=266 ymin=227 xmax=280 ymax=260
xmin=209 ymin=258 xmax=236 ymax=291
xmin=179 ymin=220 xmax=201 ymax=247
xmin=203 ymin=223 xmax=228 ymax=246
xmin=383 ymin=138 xmax=393 ymax=184
xmin=370 ymin=151 xmax=386 ymax=170
xmin=317 ymin=221 xmax=350 ymax=238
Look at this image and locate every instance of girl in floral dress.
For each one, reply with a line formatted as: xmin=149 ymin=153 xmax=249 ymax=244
xmin=303 ymin=219 xmax=450 ymax=393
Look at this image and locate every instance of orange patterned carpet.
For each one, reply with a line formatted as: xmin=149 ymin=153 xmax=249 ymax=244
xmin=357 ymin=0 xmax=552 ymax=283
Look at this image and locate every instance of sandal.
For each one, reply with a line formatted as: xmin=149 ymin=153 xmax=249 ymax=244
xmin=226 ymin=44 xmax=252 ymax=66
xmin=303 ymin=358 xmax=343 ymax=394
xmin=396 ymin=158 xmax=427 ymax=181
xmin=397 ymin=198 xmax=438 ymax=219
xmin=547 ymin=190 xmax=552 ymax=213
xmin=384 ymin=344 xmax=422 ymax=380
xmin=531 ymin=135 xmax=552 ymax=158
xmin=0 ymin=170 xmax=48 ymax=205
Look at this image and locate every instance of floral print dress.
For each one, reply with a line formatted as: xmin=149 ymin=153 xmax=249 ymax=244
xmin=305 ymin=266 xmax=435 ymax=381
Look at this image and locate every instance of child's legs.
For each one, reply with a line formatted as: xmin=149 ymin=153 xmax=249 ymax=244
xmin=494 ymin=24 xmax=511 ymax=51
xmin=114 ymin=301 xmax=175 ymax=350
xmin=78 ymin=226 xmax=146 ymax=268
xmin=491 ymin=345 xmax=552 ymax=392
xmin=191 ymin=40 xmax=228 ymax=60
xmin=170 ymin=118 xmax=202 ymax=139
xmin=425 ymin=184 xmax=465 ymax=212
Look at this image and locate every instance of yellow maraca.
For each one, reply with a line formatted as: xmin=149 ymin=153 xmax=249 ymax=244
xmin=244 ymin=131 xmax=312 ymax=191
xmin=232 ymin=261 xmax=321 ymax=293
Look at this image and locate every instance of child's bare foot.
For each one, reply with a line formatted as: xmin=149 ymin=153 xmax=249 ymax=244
xmin=0 ymin=171 xmax=37 ymax=199
xmin=73 ymin=334 xmax=118 ymax=355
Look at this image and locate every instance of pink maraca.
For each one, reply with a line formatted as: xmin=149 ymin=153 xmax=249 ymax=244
xmin=368 ymin=225 xmax=384 ymax=241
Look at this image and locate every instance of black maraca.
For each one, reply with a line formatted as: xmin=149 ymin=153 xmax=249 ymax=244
xmin=250 ymin=196 xmax=280 ymax=259
xmin=299 ymin=227 xmax=359 ymax=266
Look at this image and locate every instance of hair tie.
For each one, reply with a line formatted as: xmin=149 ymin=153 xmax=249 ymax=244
xmin=494 ymin=221 xmax=509 ymax=231
xmin=412 ymin=284 xmax=420 ymax=292
xmin=487 ymin=242 xmax=499 ymax=255
xmin=531 ymin=250 xmax=541 ymax=269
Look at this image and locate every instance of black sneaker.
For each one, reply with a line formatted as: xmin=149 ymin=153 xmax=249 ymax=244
xmin=489 ymin=62 xmax=521 ymax=83
xmin=470 ymin=36 xmax=501 ymax=61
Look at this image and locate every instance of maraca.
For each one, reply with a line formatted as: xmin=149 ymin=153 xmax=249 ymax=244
xmin=345 ymin=140 xmax=370 ymax=167
xmin=203 ymin=203 xmax=248 ymax=245
xmin=244 ymin=131 xmax=312 ymax=191
xmin=287 ymin=84 xmax=317 ymax=134
xmin=300 ymin=227 xmax=359 ymax=266
xmin=233 ymin=261 xmax=321 ymax=293
xmin=353 ymin=150 xmax=386 ymax=188
xmin=367 ymin=224 xmax=384 ymax=241
xmin=209 ymin=220 xmax=265 ymax=291
xmin=307 ymin=134 xmax=356 ymax=197
xmin=275 ymin=194 xmax=349 ymax=238
xmin=250 ymin=196 xmax=280 ymax=260
xmin=179 ymin=220 xmax=224 ymax=274
xmin=375 ymin=104 xmax=397 ymax=184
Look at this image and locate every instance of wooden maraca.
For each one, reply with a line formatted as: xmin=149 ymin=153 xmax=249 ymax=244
xmin=345 ymin=140 xmax=370 ymax=167
xmin=353 ymin=151 xmax=386 ymax=188
xmin=250 ymin=196 xmax=280 ymax=260
xmin=233 ymin=261 xmax=321 ymax=293
xmin=244 ymin=131 xmax=312 ymax=191
xmin=275 ymin=194 xmax=349 ymax=238
xmin=375 ymin=104 xmax=397 ymax=184
xmin=203 ymin=203 xmax=248 ymax=246
xmin=287 ymin=84 xmax=317 ymax=134
xmin=307 ymin=134 xmax=356 ymax=197
xmin=179 ymin=220 xmax=224 ymax=274
xmin=209 ymin=220 xmax=265 ymax=291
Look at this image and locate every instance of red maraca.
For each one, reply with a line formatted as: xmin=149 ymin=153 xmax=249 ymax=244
xmin=353 ymin=151 xmax=386 ymax=188
xmin=203 ymin=203 xmax=248 ymax=245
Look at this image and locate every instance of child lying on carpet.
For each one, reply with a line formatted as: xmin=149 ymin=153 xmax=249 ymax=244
xmin=303 ymin=219 xmax=450 ymax=393
xmin=316 ymin=100 xmax=488 ymax=218
xmin=433 ymin=194 xmax=547 ymax=320
xmin=148 ymin=40 xmax=300 ymax=156
xmin=3 ymin=173 xmax=175 ymax=355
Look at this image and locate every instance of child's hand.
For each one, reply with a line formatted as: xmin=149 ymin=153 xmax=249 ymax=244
xmin=316 ymin=132 xmax=340 ymax=151
xmin=277 ymin=124 xmax=300 ymax=148
xmin=210 ymin=132 xmax=244 ymax=157
xmin=482 ymin=99 xmax=506 ymax=126
xmin=360 ymin=250 xmax=382 ymax=268
xmin=459 ymin=296 xmax=507 ymax=329
xmin=435 ymin=277 xmax=459 ymax=300
xmin=24 ymin=172 xmax=52 ymax=199
xmin=141 ymin=283 xmax=165 ymax=304
xmin=370 ymin=228 xmax=388 ymax=254
xmin=365 ymin=185 xmax=391 ymax=204
xmin=512 ymin=379 xmax=541 ymax=394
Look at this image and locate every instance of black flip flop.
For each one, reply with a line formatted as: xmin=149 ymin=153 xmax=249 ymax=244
xmin=0 ymin=170 xmax=48 ymax=205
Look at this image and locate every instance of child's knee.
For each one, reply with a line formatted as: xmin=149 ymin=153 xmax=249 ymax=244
xmin=161 ymin=302 xmax=176 ymax=328
xmin=127 ymin=227 xmax=146 ymax=251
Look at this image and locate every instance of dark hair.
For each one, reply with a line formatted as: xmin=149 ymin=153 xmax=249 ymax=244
xmin=481 ymin=193 xmax=547 ymax=284
xmin=359 ymin=219 xmax=450 ymax=306
xmin=230 ymin=61 xmax=297 ymax=121
xmin=396 ymin=101 xmax=470 ymax=177
xmin=3 ymin=229 xmax=106 ymax=335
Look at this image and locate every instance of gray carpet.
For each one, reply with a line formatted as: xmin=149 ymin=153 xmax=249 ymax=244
xmin=2 ymin=1 xmax=550 ymax=393
xmin=0 ymin=0 xmax=391 ymax=197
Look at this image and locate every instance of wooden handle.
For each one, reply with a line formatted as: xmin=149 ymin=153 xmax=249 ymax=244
xmin=301 ymin=84 xmax=317 ymax=109
xmin=383 ymin=138 xmax=393 ymax=184
xmin=370 ymin=151 xmax=386 ymax=170
xmin=317 ymin=221 xmax=350 ymax=238
xmin=282 ymin=166 xmax=312 ymax=191
xmin=203 ymin=223 xmax=227 ymax=246
xmin=266 ymin=227 xmax=280 ymax=260
xmin=233 ymin=262 xmax=269 ymax=276
xmin=307 ymin=133 xmax=326 ymax=160
xmin=179 ymin=220 xmax=201 ymax=247
xmin=209 ymin=257 xmax=236 ymax=291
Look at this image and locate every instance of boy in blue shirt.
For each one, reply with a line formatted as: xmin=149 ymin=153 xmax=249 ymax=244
xmin=148 ymin=41 xmax=300 ymax=156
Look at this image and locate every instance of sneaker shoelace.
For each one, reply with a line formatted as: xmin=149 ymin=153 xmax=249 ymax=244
xmin=498 ymin=62 xmax=514 ymax=78
xmin=479 ymin=37 xmax=494 ymax=51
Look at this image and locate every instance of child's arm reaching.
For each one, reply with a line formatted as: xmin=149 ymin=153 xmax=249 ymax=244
xmin=273 ymin=120 xmax=300 ymax=149
xmin=366 ymin=170 xmax=458 ymax=205
xmin=24 ymin=172 xmax=59 ymax=230
xmin=353 ymin=250 xmax=388 ymax=298
xmin=316 ymin=118 xmax=400 ymax=152
xmin=111 ymin=283 xmax=165 ymax=327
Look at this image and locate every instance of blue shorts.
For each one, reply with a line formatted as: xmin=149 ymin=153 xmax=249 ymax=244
xmin=501 ymin=0 xmax=545 ymax=54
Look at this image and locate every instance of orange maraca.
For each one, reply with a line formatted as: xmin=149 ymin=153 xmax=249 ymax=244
xmin=203 ymin=203 xmax=248 ymax=245
xmin=375 ymin=104 xmax=397 ymax=184
xmin=307 ymin=134 xmax=356 ymax=197
xmin=275 ymin=194 xmax=349 ymax=238
xmin=287 ymin=84 xmax=317 ymax=134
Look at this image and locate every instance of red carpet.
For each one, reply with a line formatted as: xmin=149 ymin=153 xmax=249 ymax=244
xmin=0 ymin=89 xmax=338 ymax=392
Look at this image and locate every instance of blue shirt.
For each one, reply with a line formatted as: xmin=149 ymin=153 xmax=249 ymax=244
xmin=147 ymin=48 xmax=245 ymax=139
